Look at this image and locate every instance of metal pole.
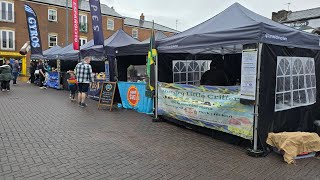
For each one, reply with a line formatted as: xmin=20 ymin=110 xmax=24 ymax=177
xmin=154 ymin=55 xmax=159 ymax=119
xmin=66 ymin=0 xmax=69 ymax=45
xmin=253 ymin=43 xmax=263 ymax=151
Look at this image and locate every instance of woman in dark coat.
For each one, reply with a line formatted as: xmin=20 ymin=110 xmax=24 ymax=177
xmin=0 ymin=60 xmax=12 ymax=91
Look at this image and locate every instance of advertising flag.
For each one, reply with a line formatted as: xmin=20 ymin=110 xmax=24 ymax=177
xmin=89 ymin=0 xmax=104 ymax=45
xmin=147 ymin=21 xmax=156 ymax=91
xmin=24 ymin=4 xmax=43 ymax=56
xmin=72 ymin=0 xmax=80 ymax=50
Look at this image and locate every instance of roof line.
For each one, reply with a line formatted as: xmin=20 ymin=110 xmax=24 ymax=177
xmin=124 ymin=17 xmax=179 ymax=33
xmin=289 ymin=6 xmax=320 ymax=14
xmin=282 ymin=16 xmax=320 ymax=23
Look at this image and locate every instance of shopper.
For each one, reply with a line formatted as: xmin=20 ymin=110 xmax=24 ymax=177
xmin=75 ymin=57 xmax=94 ymax=108
xmin=38 ymin=60 xmax=47 ymax=89
xmin=12 ymin=60 xmax=20 ymax=85
xmin=67 ymin=72 xmax=78 ymax=102
xmin=28 ymin=61 xmax=36 ymax=84
xmin=0 ymin=60 xmax=13 ymax=92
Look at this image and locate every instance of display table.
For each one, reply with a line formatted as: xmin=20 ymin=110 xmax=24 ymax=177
xmin=88 ymin=79 xmax=107 ymax=100
xmin=45 ymin=72 xmax=60 ymax=89
xmin=118 ymin=81 xmax=153 ymax=115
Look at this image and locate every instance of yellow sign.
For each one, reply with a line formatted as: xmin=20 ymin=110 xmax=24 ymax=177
xmin=0 ymin=51 xmax=26 ymax=57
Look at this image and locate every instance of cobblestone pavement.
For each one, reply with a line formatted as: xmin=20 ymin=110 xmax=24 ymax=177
xmin=0 ymin=83 xmax=319 ymax=180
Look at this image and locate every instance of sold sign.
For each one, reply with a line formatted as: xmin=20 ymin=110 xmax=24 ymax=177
xmin=127 ymin=86 xmax=139 ymax=107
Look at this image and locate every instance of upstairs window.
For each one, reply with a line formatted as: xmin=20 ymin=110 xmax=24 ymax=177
xmin=0 ymin=30 xmax=15 ymax=50
xmin=79 ymin=14 xmax=87 ymax=33
xmin=275 ymin=57 xmax=316 ymax=111
xmin=48 ymin=34 xmax=57 ymax=47
xmin=132 ymin=29 xmax=138 ymax=39
xmin=107 ymin=19 xmax=114 ymax=30
xmin=48 ymin=9 xmax=57 ymax=22
xmin=0 ymin=1 xmax=14 ymax=22
xmin=79 ymin=38 xmax=87 ymax=46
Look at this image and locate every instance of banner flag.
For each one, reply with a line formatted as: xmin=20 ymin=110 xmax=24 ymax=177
xmin=72 ymin=0 xmax=79 ymax=50
xmin=24 ymin=4 xmax=43 ymax=56
xmin=89 ymin=0 xmax=104 ymax=45
xmin=147 ymin=21 xmax=156 ymax=91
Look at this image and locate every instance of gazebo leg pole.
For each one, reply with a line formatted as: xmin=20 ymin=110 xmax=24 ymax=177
xmin=248 ymin=43 xmax=264 ymax=157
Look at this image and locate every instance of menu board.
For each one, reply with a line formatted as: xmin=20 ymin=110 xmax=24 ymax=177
xmin=98 ymin=82 xmax=116 ymax=111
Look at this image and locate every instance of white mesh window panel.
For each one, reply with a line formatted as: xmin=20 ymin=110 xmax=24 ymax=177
xmin=172 ymin=60 xmax=211 ymax=85
xmin=275 ymin=57 xmax=317 ymax=112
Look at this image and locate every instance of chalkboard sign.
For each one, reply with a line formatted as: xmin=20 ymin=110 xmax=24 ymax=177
xmin=98 ymin=82 xmax=116 ymax=111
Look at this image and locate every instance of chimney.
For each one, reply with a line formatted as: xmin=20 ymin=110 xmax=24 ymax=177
xmin=272 ymin=10 xmax=290 ymax=22
xmin=140 ymin=13 xmax=145 ymax=21
xmin=111 ymin=6 xmax=114 ymax=11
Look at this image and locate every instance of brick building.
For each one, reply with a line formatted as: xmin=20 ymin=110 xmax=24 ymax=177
xmin=0 ymin=0 xmax=178 ymax=75
xmin=272 ymin=7 xmax=320 ymax=34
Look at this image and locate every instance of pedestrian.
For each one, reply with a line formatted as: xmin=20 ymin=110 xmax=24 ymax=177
xmin=67 ymin=72 xmax=78 ymax=102
xmin=12 ymin=60 xmax=20 ymax=85
xmin=0 ymin=60 xmax=13 ymax=92
xmin=28 ymin=61 xmax=36 ymax=84
xmin=38 ymin=60 xmax=47 ymax=89
xmin=75 ymin=57 xmax=94 ymax=108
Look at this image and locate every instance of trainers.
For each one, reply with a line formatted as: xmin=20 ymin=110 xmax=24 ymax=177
xmin=40 ymin=87 xmax=45 ymax=89
xmin=27 ymin=81 xmax=30 ymax=84
xmin=80 ymin=103 xmax=87 ymax=108
xmin=2 ymin=89 xmax=6 ymax=92
xmin=6 ymin=90 xmax=10 ymax=92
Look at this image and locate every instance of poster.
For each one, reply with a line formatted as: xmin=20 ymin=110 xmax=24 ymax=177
xmin=99 ymin=82 xmax=116 ymax=105
xmin=158 ymin=83 xmax=254 ymax=140
xmin=240 ymin=50 xmax=258 ymax=100
xmin=88 ymin=79 xmax=105 ymax=100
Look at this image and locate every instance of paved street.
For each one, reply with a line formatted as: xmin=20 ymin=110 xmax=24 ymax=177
xmin=0 ymin=82 xmax=319 ymax=180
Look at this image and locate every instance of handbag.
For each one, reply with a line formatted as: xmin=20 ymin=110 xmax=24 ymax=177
xmin=35 ymin=70 xmax=40 ymax=74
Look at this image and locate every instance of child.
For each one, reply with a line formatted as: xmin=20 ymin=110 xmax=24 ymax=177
xmin=67 ymin=72 xmax=78 ymax=102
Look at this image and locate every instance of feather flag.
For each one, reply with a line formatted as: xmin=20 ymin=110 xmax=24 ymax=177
xmin=147 ymin=21 xmax=157 ymax=91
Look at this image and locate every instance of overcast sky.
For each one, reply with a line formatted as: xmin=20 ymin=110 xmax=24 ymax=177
xmin=100 ymin=0 xmax=320 ymax=31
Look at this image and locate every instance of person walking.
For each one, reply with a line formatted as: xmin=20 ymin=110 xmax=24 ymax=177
xmin=28 ymin=61 xmax=36 ymax=84
xmin=38 ymin=60 xmax=46 ymax=89
xmin=12 ymin=60 xmax=20 ymax=85
xmin=75 ymin=57 xmax=94 ymax=108
xmin=0 ymin=60 xmax=13 ymax=92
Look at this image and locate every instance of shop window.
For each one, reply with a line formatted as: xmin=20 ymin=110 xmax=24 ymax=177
xmin=0 ymin=30 xmax=15 ymax=50
xmin=79 ymin=38 xmax=87 ymax=46
xmin=132 ymin=29 xmax=138 ymax=39
xmin=275 ymin=57 xmax=316 ymax=112
xmin=172 ymin=60 xmax=210 ymax=85
xmin=107 ymin=19 xmax=114 ymax=30
xmin=48 ymin=34 xmax=57 ymax=47
xmin=79 ymin=14 xmax=87 ymax=32
xmin=0 ymin=1 xmax=14 ymax=22
xmin=48 ymin=9 xmax=57 ymax=22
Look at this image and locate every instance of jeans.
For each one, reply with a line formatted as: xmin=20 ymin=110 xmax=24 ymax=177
xmin=12 ymin=72 xmax=19 ymax=84
xmin=29 ymin=73 xmax=35 ymax=83
xmin=39 ymin=75 xmax=45 ymax=87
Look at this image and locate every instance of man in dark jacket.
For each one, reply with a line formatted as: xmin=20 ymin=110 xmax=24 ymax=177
xmin=12 ymin=60 xmax=20 ymax=85
xmin=0 ymin=60 xmax=12 ymax=91
xmin=28 ymin=61 xmax=36 ymax=84
xmin=200 ymin=59 xmax=229 ymax=86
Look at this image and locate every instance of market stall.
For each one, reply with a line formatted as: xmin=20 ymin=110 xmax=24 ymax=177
xmin=155 ymin=3 xmax=320 ymax=154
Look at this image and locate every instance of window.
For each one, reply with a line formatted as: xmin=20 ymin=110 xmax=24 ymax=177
xmin=132 ymin=29 xmax=138 ymax=39
xmin=172 ymin=60 xmax=210 ymax=85
xmin=275 ymin=57 xmax=316 ymax=112
xmin=0 ymin=30 xmax=15 ymax=50
xmin=79 ymin=14 xmax=87 ymax=32
xmin=0 ymin=1 xmax=14 ymax=22
xmin=79 ymin=38 xmax=87 ymax=46
xmin=48 ymin=34 xmax=57 ymax=47
xmin=48 ymin=9 xmax=57 ymax=22
xmin=107 ymin=19 xmax=114 ymax=30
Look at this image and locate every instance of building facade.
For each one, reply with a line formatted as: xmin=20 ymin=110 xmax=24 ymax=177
xmin=0 ymin=0 xmax=178 ymax=75
xmin=272 ymin=7 xmax=320 ymax=34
